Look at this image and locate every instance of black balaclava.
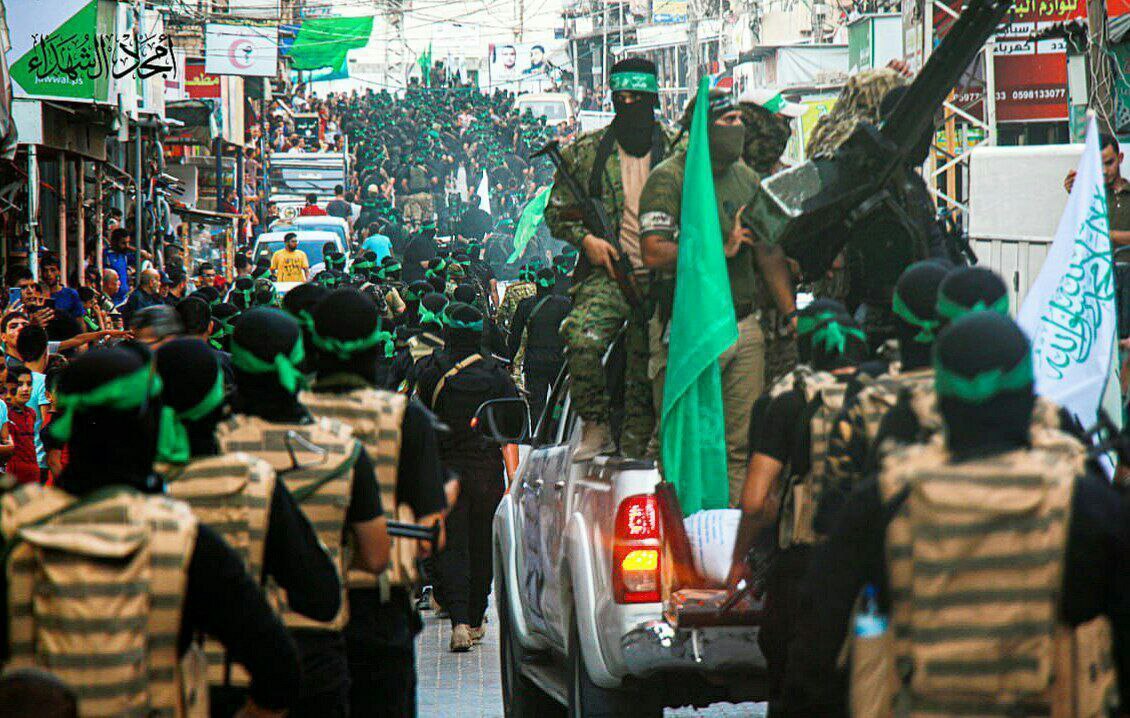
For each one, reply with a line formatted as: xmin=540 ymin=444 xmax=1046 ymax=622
xmin=53 ymin=346 xmax=163 ymax=497
xmin=534 ymin=268 xmax=556 ymax=298
xmin=795 ymin=298 xmax=847 ymax=363
xmin=609 ymin=57 xmax=659 ymax=157
xmin=443 ymin=302 xmax=484 ymax=359
xmin=230 ymin=308 xmax=308 ymax=423
xmin=210 ymin=302 xmax=239 ymax=352
xmin=282 ymin=283 xmax=330 ymax=362
xmin=310 ymin=288 xmax=391 ymax=387
xmin=419 ymin=292 xmax=448 ymax=335
xmin=809 ymin=312 xmax=868 ymax=372
xmin=229 ymin=276 xmax=255 ymax=311
xmin=936 ymin=266 xmax=1010 ymax=329
xmin=403 ymin=280 xmax=432 ymax=326
xmin=935 ymin=312 xmax=1034 ymax=460
xmin=452 ymin=283 xmax=479 ymax=306
xmin=891 ymin=260 xmax=949 ymax=371
xmin=155 ymin=338 xmax=228 ymax=459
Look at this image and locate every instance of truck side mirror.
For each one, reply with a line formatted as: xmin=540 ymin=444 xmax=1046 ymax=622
xmin=473 ymin=397 xmax=531 ymax=444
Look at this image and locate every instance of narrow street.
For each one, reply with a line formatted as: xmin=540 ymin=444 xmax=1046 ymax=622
xmin=415 ymin=608 xmax=768 ymax=717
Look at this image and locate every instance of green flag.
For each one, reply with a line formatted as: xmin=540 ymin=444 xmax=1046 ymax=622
xmin=661 ymin=77 xmax=738 ymax=515
xmin=289 ymin=16 xmax=374 ymax=71
xmin=417 ymin=43 xmax=433 ymax=87
xmin=508 ymin=186 xmax=551 ymax=263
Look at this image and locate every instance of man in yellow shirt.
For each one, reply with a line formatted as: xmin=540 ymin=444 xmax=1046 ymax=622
xmin=271 ymin=232 xmax=310 ymax=282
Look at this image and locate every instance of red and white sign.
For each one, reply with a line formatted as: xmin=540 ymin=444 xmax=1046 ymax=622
xmin=184 ymin=61 xmax=221 ymax=99
xmin=204 ymin=23 xmax=278 ymax=77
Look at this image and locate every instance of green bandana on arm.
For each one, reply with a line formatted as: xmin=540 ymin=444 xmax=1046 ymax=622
xmin=231 ymin=337 xmax=308 ymax=394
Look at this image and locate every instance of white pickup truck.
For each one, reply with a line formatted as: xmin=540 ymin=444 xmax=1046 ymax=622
xmin=482 ymin=374 xmax=769 ymax=717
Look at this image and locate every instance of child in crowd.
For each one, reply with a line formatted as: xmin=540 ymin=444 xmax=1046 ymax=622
xmin=5 ymin=367 xmax=40 ymax=485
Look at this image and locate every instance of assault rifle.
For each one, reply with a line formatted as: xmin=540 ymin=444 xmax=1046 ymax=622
xmin=744 ymin=0 xmax=1013 ymax=287
xmin=533 ymin=140 xmax=643 ymax=311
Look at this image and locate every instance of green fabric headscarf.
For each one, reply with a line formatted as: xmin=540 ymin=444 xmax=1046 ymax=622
xmin=310 ymin=323 xmax=393 ymax=360
xmin=892 ymin=292 xmax=941 ymax=344
xmin=231 ymin=335 xmax=308 ymax=394
xmin=935 ymin=293 xmax=1010 ymax=322
xmin=156 ymin=367 xmax=226 ymax=465
xmin=935 ymin=352 xmax=1033 ymax=404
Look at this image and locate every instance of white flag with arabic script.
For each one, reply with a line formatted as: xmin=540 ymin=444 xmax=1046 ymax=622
xmin=1017 ymin=117 xmax=1120 ymax=429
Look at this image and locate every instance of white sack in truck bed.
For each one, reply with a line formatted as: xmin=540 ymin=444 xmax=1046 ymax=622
xmin=683 ymin=509 xmax=741 ymax=585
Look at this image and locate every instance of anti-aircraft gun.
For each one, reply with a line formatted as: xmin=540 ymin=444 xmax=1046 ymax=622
xmin=744 ymin=0 xmax=1014 ymax=299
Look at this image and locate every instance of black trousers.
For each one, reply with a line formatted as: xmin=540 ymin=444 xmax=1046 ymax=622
xmin=524 ymin=360 xmax=560 ymax=424
xmin=290 ymin=629 xmax=351 ymax=718
xmin=345 ymin=587 xmax=422 ymax=718
xmin=435 ymin=466 xmax=506 ymax=627
xmin=759 ymin=545 xmax=812 ymax=698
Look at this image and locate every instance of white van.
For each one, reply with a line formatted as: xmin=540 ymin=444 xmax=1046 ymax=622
xmin=515 ymin=92 xmax=575 ymax=126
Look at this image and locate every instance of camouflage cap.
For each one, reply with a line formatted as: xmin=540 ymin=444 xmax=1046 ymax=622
xmin=805 ymin=68 xmax=907 ymax=159
xmin=740 ymin=102 xmax=792 ymax=175
xmin=678 ymin=88 xmax=739 ymax=129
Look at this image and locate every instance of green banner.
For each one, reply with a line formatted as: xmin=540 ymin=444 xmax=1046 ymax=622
xmin=9 ymin=0 xmax=115 ymax=102
xmin=508 ymin=186 xmax=551 ymax=263
xmin=289 ymin=16 xmax=374 ymax=71
xmin=660 ymin=77 xmax=738 ymax=515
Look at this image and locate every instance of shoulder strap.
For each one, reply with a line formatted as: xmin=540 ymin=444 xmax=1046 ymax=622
xmin=588 ymin=128 xmax=619 ymax=201
xmin=526 ymin=295 xmax=555 ymax=326
xmin=431 ymin=353 xmax=484 ymax=407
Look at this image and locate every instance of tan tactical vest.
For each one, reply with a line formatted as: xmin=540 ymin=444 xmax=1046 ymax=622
xmin=407 ymin=331 xmax=444 ymax=362
xmin=300 ymin=386 xmax=415 ymax=593
xmin=1 ymin=484 xmax=206 ymax=718
xmin=164 ymin=454 xmax=276 ymax=686
xmin=778 ymin=371 xmax=848 ymax=549
xmin=216 ymin=414 xmax=360 ymax=632
xmin=853 ymin=438 xmax=1117 ymax=718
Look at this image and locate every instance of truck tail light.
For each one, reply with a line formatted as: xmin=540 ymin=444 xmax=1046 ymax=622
xmin=612 ymin=494 xmax=662 ymax=604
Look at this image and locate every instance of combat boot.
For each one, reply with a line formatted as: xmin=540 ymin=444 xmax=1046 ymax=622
xmin=450 ymin=624 xmax=473 ymax=652
xmin=573 ymin=421 xmax=613 ymax=462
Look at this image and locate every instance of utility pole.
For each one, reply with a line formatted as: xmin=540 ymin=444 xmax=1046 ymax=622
xmin=687 ymin=0 xmax=700 ymax=98
xmin=1087 ymin=0 xmax=1115 ymax=133
xmin=133 ymin=0 xmax=144 ymax=275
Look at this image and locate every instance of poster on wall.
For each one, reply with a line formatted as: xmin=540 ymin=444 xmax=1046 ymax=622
xmin=487 ymin=41 xmax=568 ymax=93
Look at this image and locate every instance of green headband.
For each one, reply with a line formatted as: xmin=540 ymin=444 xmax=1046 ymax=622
xmin=536 ymin=275 xmax=554 ymax=288
xmin=935 ymin=352 xmax=1033 ymax=404
xmin=157 ymin=367 xmax=226 ymax=465
xmin=419 ymin=306 xmax=445 ymax=327
xmin=936 ymin=293 xmax=1010 ymax=322
xmin=444 ymin=311 xmax=484 ymax=331
xmin=352 ymin=260 xmax=376 ymax=273
xmin=292 ymin=309 xmax=315 ymax=333
xmin=610 ymin=71 xmax=658 ymax=94
xmin=892 ymin=292 xmax=940 ymax=344
xmin=796 ymin=310 xmax=838 ymax=337
xmin=811 ymin=321 xmax=867 ymax=356
xmin=50 ymin=366 xmax=160 ymax=444
xmin=310 ymin=323 xmax=391 ymax=360
xmin=759 ymin=92 xmax=790 ymax=114
xmin=231 ymin=337 xmax=308 ymax=394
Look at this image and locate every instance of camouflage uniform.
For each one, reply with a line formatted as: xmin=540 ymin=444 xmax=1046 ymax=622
xmin=546 ymin=125 xmax=681 ymax=459
xmin=639 ymin=152 xmax=785 ymax=502
xmin=497 ymin=281 xmax=536 ymax=334
xmin=741 ymin=101 xmax=799 ymax=386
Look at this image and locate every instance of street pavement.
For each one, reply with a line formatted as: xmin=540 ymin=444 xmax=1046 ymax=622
xmin=416 ymin=608 xmax=767 ymax=717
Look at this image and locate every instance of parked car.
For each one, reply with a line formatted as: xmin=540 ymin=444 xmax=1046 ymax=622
xmin=486 ymin=370 xmax=768 ymax=718
xmin=251 ymin=229 xmax=344 ymax=293
xmin=269 ymin=215 xmax=353 ymax=249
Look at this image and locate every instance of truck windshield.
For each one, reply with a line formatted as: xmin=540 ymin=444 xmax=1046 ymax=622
xmin=269 ymin=154 xmax=346 ymax=195
xmin=519 ymin=101 xmax=567 ymax=121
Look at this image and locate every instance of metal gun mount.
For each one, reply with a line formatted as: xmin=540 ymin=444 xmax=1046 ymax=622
xmin=749 ymin=0 xmax=1014 ymax=279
